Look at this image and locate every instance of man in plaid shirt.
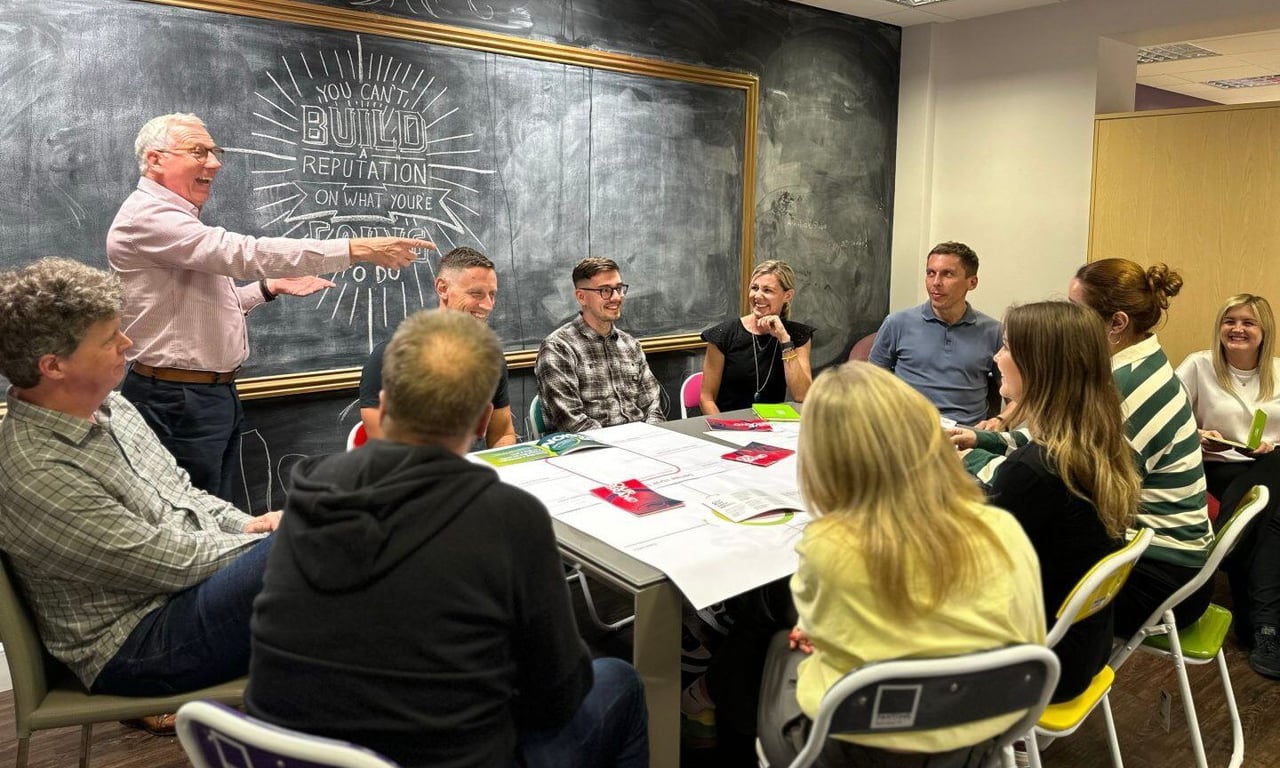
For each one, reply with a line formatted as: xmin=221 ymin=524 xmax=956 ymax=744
xmin=535 ymin=258 xmax=665 ymax=433
xmin=0 ymin=258 xmax=278 ymax=702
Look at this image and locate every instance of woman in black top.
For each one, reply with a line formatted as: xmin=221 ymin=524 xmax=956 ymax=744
xmin=699 ymin=260 xmax=815 ymax=413
xmin=970 ymin=301 xmax=1141 ymax=702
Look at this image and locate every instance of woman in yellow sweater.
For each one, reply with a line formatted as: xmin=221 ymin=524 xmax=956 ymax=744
xmin=759 ymin=362 xmax=1045 ymax=767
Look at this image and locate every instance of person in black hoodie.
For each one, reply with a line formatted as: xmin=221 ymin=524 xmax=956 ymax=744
xmin=246 ymin=309 xmax=648 ymax=768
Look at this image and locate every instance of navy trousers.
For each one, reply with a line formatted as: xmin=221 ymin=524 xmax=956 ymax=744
xmin=122 ymin=369 xmax=243 ymax=503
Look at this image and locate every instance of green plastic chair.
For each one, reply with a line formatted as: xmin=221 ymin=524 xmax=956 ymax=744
xmin=1108 ymin=485 xmax=1269 ymax=768
xmin=0 ymin=555 xmax=246 ymax=768
xmin=528 ymin=395 xmax=548 ymax=439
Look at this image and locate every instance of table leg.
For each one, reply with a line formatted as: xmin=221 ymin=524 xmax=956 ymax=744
xmin=633 ymin=579 xmax=683 ymax=768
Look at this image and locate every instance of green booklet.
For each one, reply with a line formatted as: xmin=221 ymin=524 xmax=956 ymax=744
xmin=1203 ymin=409 xmax=1268 ymax=451
xmin=474 ymin=433 xmax=609 ymax=467
xmin=751 ymin=403 xmax=801 ymax=422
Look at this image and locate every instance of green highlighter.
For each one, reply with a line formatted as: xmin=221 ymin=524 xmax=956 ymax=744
xmin=1204 ymin=409 xmax=1268 ymax=451
xmin=751 ymin=403 xmax=801 ymax=421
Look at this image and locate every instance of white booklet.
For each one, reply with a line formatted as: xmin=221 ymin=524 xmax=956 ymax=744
xmin=702 ymin=487 xmax=803 ymax=523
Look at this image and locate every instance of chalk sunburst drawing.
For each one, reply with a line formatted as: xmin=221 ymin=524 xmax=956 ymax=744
xmin=230 ymin=34 xmax=493 ymax=351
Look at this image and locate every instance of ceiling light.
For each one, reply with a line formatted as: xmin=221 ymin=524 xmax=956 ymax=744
xmin=1137 ymin=43 xmax=1220 ymax=65
xmin=1206 ymin=74 xmax=1280 ymax=89
xmin=882 ymin=0 xmax=953 ymax=6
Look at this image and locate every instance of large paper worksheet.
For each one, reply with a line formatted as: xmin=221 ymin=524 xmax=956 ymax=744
xmin=472 ymin=422 xmax=808 ymax=608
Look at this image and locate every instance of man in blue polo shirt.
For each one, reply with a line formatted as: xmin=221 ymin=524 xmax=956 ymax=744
xmin=869 ymin=241 xmax=1001 ymax=425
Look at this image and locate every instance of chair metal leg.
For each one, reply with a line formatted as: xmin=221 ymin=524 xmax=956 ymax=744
xmin=1164 ymin=620 xmax=1210 ymax=768
xmin=78 ymin=723 xmax=92 ymax=768
xmin=15 ymin=737 xmax=29 ymax=768
xmin=1026 ymin=730 xmax=1043 ymax=768
xmin=576 ymin=569 xmax=635 ymax=632
xmin=1001 ymin=745 xmax=1017 ymax=768
xmin=1215 ymin=650 xmax=1244 ymax=768
xmin=1102 ymin=693 xmax=1123 ymax=768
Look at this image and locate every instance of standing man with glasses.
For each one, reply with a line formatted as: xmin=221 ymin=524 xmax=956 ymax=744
xmin=107 ymin=113 xmax=434 ymax=501
xmin=535 ymin=257 xmax=665 ymax=433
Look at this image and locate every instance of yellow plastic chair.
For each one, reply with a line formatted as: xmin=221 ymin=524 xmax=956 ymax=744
xmin=1108 ymin=485 xmax=1269 ymax=768
xmin=1025 ymin=528 xmax=1154 ymax=768
xmin=0 ymin=555 xmax=245 ymax=768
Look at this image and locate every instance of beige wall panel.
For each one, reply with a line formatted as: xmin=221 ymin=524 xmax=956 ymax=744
xmin=1090 ymin=102 xmax=1280 ymax=366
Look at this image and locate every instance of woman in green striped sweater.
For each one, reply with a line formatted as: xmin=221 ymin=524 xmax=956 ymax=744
xmin=953 ymin=259 xmax=1213 ymax=638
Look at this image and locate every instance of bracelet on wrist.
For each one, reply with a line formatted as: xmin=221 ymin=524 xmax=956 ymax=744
xmin=259 ymin=279 xmax=276 ymax=302
xmin=780 ymin=340 xmax=795 ymax=352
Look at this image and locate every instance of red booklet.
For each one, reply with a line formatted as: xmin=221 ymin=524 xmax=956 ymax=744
xmin=590 ymin=479 xmax=685 ymax=516
xmin=706 ymin=417 xmax=773 ymax=431
xmin=721 ymin=442 xmax=795 ymax=467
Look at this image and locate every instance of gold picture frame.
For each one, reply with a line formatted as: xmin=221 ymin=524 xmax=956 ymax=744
xmin=139 ymin=0 xmax=759 ymax=400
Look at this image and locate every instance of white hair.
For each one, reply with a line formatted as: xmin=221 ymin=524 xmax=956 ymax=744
xmin=133 ymin=113 xmax=204 ymax=174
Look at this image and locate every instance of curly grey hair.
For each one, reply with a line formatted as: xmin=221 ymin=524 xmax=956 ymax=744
xmin=0 ymin=258 xmax=123 ymax=388
xmin=134 ymin=113 xmax=204 ymax=175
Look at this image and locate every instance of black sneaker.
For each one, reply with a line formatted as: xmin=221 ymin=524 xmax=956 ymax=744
xmin=1249 ymin=626 xmax=1280 ymax=679
xmin=681 ymin=624 xmax=712 ymax=674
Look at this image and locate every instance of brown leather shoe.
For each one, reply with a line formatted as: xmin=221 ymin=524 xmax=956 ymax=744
xmin=120 ymin=714 xmax=177 ymax=736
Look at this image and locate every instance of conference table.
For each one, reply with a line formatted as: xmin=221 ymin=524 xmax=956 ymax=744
xmin=517 ymin=407 xmax=802 ymax=768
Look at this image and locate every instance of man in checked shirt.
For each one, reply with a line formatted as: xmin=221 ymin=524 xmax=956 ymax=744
xmin=535 ymin=257 xmax=666 ymax=432
xmin=0 ymin=259 xmax=278 ymax=708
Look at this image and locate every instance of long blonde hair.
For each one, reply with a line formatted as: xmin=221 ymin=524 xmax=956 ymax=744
xmin=1212 ymin=294 xmax=1276 ymax=401
xmin=1002 ymin=303 xmax=1139 ymax=539
xmin=798 ymin=363 xmax=1009 ymax=620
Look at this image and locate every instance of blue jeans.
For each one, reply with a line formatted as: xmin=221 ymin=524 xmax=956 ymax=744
xmin=91 ymin=536 xmax=272 ymax=696
xmin=517 ymin=658 xmax=649 ymax=768
xmin=121 ymin=370 xmax=243 ymax=502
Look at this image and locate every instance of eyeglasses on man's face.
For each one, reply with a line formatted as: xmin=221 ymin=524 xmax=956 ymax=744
xmin=156 ymin=145 xmax=226 ymax=162
xmin=581 ymin=284 xmax=629 ymax=299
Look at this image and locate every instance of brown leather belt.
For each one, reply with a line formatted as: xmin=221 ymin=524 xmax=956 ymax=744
xmin=131 ymin=362 xmax=240 ymax=385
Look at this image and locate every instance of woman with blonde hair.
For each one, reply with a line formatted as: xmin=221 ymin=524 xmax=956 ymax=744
xmin=1176 ymin=294 xmax=1280 ymax=678
xmin=965 ymin=302 xmax=1140 ymax=702
xmin=758 ymin=362 xmax=1044 ymax=767
xmin=956 ymin=259 xmax=1212 ymax=640
xmin=698 ymin=260 xmax=814 ymax=413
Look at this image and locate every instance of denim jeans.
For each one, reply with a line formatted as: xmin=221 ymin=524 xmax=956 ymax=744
xmin=91 ymin=536 xmax=272 ymax=696
xmin=516 ymin=658 xmax=649 ymax=768
xmin=121 ymin=370 xmax=243 ymax=502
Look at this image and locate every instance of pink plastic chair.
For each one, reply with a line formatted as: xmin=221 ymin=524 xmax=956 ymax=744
xmin=848 ymin=332 xmax=877 ymax=362
xmin=680 ymin=372 xmax=703 ymax=419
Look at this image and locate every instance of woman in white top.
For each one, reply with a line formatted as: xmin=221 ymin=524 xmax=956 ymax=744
xmin=1176 ymin=293 xmax=1280 ymax=679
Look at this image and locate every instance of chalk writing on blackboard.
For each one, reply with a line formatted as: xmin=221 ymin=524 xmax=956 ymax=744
xmin=233 ymin=34 xmax=493 ymax=347
xmin=348 ymin=0 xmax=534 ymax=32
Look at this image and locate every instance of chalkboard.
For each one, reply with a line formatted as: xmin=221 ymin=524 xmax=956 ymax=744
xmin=0 ymin=0 xmax=751 ymax=389
xmin=293 ymin=0 xmax=902 ymax=368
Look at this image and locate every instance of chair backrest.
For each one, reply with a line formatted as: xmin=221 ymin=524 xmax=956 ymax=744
xmin=1133 ymin=485 xmax=1269 ymax=633
xmin=680 ymin=372 xmax=703 ymax=419
xmin=346 ymin=422 xmax=368 ymax=451
xmin=177 ymin=700 xmax=401 ymax=768
xmin=0 ymin=555 xmax=54 ymax=736
xmin=790 ymin=644 xmax=1060 ymax=768
xmin=847 ymin=332 xmax=877 ymax=362
xmin=1046 ymin=528 xmax=1154 ymax=648
xmin=528 ymin=396 xmax=547 ymax=439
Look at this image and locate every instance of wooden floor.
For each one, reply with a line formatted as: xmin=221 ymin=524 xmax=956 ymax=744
xmin=2 ymin=575 xmax=1278 ymax=767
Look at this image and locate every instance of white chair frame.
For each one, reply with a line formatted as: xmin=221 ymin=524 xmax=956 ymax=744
xmin=177 ymin=699 xmax=401 ymax=768
xmin=1108 ymin=486 xmax=1269 ymax=768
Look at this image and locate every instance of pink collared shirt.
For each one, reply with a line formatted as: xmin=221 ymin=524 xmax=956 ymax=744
xmin=107 ymin=178 xmax=350 ymax=372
